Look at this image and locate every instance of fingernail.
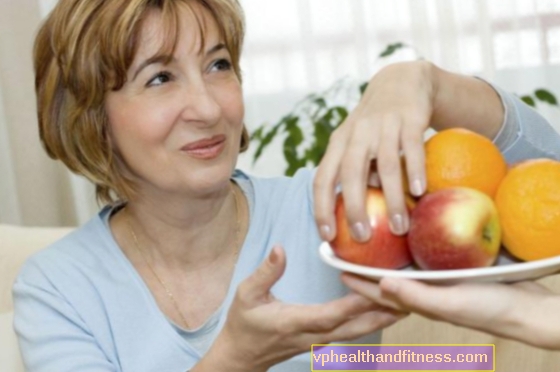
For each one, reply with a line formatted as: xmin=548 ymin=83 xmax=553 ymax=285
xmin=269 ymin=246 xmax=278 ymax=264
xmin=411 ymin=179 xmax=424 ymax=197
xmin=390 ymin=214 xmax=408 ymax=235
xmin=381 ymin=278 xmax=399 ymax=294
xmin=320 ymin=224 xmax=331 ymax=240
xmin=352 ymin=222 xmax=369 ymax=241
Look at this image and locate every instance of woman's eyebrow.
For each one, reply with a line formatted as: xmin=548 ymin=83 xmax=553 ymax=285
xmin=132 ymin=55 xmax=174 ymax=81
xmin=206 ymin=43 xmax=226 ymax=56
xmin=131 ymin=43 xmax=226 ymax=81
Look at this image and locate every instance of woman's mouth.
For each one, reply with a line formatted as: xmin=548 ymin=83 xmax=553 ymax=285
xmin=181 ymin=135 xmax=226 ymax=160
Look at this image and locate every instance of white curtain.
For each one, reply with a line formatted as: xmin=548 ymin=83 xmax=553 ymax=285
xmin=2 ymin=0 xmax=560 ymax=227
xmin=238 ymin=0 xmax=560 ymax=176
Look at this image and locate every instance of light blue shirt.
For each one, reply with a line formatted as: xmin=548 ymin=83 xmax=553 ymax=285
xmin=13 ymin=87 xmax=560 ymax=372
xmin=12 ymin=167 xmax=380 ymax=372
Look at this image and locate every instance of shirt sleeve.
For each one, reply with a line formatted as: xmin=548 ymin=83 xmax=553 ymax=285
xmin=12 ymin=264 xmax=118 ymax=372
xmin=487 ymin=82 xmax=560 ymax=163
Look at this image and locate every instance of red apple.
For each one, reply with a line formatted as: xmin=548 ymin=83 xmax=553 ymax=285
xmin=330 ymin=187 xmax=412 ymax=269
xmin=408 ymin=187 xmax=501 ymax=270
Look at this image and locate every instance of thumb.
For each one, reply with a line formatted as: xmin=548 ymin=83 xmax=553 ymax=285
xmin=243 ymin=245 xmax=286 ymax=301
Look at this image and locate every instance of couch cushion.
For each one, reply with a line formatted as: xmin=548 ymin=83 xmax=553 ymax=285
xmin=0 ymin=224 xmax=73 ymax=314
xmin=0 ymin=311 xmax=24 ymax=372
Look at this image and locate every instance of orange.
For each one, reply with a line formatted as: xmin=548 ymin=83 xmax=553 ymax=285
xmin=425 ymin=128 xmax=508 ymax=198
xmin=495 ymin=159 xmax=560 ymax=261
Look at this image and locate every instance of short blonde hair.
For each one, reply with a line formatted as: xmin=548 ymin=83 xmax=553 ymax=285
xmin=34 ymin=0 xmax=248 ymax=204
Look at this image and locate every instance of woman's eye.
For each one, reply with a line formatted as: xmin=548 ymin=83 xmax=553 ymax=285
xmin=210 ymin=58 xmax=232 ymax=72
xmin=147 ymin=71 xmax=172 ymax=87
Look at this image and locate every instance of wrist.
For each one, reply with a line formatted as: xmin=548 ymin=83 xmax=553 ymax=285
xmin=522 ymin=294 xmax=560 ymax=350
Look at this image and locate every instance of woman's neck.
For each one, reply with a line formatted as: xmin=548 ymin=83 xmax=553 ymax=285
xmin=112 ymin=181 xmax=244 ymax=272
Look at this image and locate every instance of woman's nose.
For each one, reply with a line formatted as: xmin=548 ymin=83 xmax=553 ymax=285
xmin=179 ymin=81 xmax=221 ymax=126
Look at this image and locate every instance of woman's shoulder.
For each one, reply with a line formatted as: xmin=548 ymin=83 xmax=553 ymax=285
xmin=14 ymin=207 xmax=121 ymax=288
xmin=234 ymin=167 xmax=316 ymax=200
xmin=232 ymin=168 xmax=319 ymax=236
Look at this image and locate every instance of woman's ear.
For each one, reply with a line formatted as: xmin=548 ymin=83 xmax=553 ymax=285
xmin=239 ymin=124 xmax=250 ymax=152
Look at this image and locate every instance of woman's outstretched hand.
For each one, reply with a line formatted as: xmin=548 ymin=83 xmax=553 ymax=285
xmin=341 ymin=273 xmax=560 ymax=350
xmin=196 ymin=246 xmax=407 ymax=372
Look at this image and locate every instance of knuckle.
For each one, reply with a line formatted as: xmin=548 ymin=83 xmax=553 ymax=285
xmin=314 ymin=310 xmax=341 ymax=331
xmin=234 ymin=283 xmax=251 ymax=304
xmin=377 ymin=156 xmax=400 ymax=176
xmin=351 ymin=118 xmax=368 ymax=131
xmin=315 ymin=333 xmax=332 ymax=345
xmin=275 ymin=315 xmax=298 ymax=336
xmin=296 ymin=339 xmax=313 ymax=351
xmin=312 ymin=170 xmax=329 ymax=198
xmin=401 ymin=127 xmax=423 ymax=145
xmin=329 ymin=128 xmax=345 ymax=143
xmin=378 ymin=112 xmax=400 ymax=127
xmin=340 ymin=149 xmax=367 ymax=177
xmin=253 ymin=264 xmax=270 ymax=283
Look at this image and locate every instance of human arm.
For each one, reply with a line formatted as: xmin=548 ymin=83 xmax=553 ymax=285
xmin=14 ymin=245 xmax=403 ymax=372
xmin=191 ymin=245 xmax=405 ymax=371
xmin=341 ymin=274 xmax=560 ymax=350
xmin=13 ymin=275 xmax=119 ymax=372
xmin=313 ymin=60 xmax=560 ymax=242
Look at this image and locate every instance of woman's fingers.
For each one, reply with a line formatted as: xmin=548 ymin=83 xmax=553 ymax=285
xmin=376 ymin=118 xmax=409 ymax=235
xmin=283 ymin=292 xmax=380 ymax=333
xmin=339 ymin=118 xmax=381 ymax=242
xmin=377 ymin=278 xmax=518 ymax=329
xmin=236 ymin=245 xmax=286 ymax=304
xmin=314 ymin=128 xmax=349 ymax=242
xmin=401 ymin=123 xmax=427 ymax=198
xmin=304 ymin=309 xmax=406 ymax=345
xmin=342 ymin=273 xmax=477 ymax=323
xmin=340 ymin=273 xmax=405 ymax=311
xmin=512 ymin=280 xmax=552 ymax=294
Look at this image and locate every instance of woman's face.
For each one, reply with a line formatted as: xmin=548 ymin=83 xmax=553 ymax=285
xmin=105 ymin=4 xmax=244 ymax=198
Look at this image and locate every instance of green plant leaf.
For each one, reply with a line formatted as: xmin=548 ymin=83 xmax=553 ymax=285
xmin=284 ymin=116 xmax=303 ymax=146
xmin=252 ymin=116 xmax=292 ymax=164
xmin=334 ymin=106 xmax=348 ymax=125
xmin=304 ymin=147 xmax=322 ymax=167
xmin=252 ymin=126 xmax=279 ymax=163
xmin=359 ymin=82 xmax=368 ymax=96
xmin=535 ymin=89 xmax=558 ymax=105
xmin=250 ymin=126 xmax=264 ymax=141
xmin=285 ymin=159 xmax=307 ymax=176
xmin=282 ymin=116 xmax=304 ymax=175
xmin=314 ymin=97 xmax=327 ymax=108
xmin=379 ymin=42 xmax=405 ymax=58
xmin=520 ymin=95 xmax=536 ymax=107
xmin=306 ymin=109 xmax=337 ymax=165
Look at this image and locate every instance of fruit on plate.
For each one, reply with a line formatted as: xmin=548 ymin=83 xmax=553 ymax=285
xmin=495 ymin=158 xmax=560 ymax=261
xmin=408 ymin=187 xmax=501 ymax=270
xmin=425 ymin=128 xmax=507 ymax=198
xmin=330 ymin=187 xmax=412 ymax=269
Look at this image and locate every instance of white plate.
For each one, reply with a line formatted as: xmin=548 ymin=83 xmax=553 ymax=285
xmin=319 ymin=242 xmax=560 ymax=284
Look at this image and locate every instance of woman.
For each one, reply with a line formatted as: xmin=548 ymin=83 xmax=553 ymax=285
xmin=14 ymin=1 xmax=403 ymax=371
xmin=311 ymin=56 xmax=560 ymax=350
